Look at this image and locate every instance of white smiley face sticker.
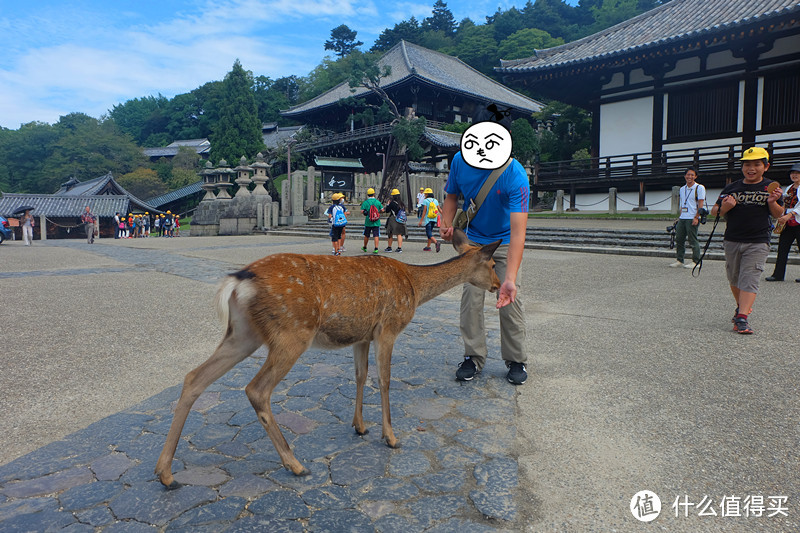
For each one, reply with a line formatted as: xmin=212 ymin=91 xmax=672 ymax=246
xmin=460 ymin=121 xmax=512 ymax=170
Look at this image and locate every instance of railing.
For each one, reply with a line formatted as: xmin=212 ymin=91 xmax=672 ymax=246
xmin=295 ymin=120 xmax=449 ymax=151
xmin=534 ymin=137 xmax=800 ymax=190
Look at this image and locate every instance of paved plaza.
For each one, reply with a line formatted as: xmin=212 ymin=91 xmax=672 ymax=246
xmin=0 ymin=224 xmax=798 ymax=532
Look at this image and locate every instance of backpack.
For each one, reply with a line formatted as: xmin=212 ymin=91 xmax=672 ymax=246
xmin=368 ymin=203 xmax=380 ymax=222
xmin=332 ymin=205 xmax=347 ymax=227
xmin=395 ymin=208 xmax=407 ymax=224
xmin=426 ymin=200 xmax=439 ymax=220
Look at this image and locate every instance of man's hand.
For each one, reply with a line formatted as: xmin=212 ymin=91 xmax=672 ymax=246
xmin=496 ymin=280 xmax=517 ymax=309
xmin=440 ymin=226 xmax=454 ymax=242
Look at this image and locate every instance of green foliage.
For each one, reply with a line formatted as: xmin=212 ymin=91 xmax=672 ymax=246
xmin=392 ymin=118 xmax=427 ymax=160
xmin=498 ymin=28 xmax=564 ymax=60
xmin=452 ymin=25 xmax=499 ymax=74
xmin=510 ymin=118 xmax=539 ymax=165
xmin=209 ymin=60 xmax=265 ymax=164
xmin=440 ymin=121 xmax=471 ymax=134
xmin=422 ymin=1 xmax=456 ymax=35
xmin=108 ymin=94 xmax=170 ymax=146
xmin=117 ymin=168 xmax=167 ymax=199
xmin=371 ymin=17 xmax=422 ymax=52
xmin=325 ymin=24 xmax=363 ymax=58
xmin=533 ymin=101 xmax=592 ymax=161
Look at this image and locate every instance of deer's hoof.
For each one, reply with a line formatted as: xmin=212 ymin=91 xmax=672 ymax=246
xmin=386 ymin=439 xmax=400 ymax=449
xmin=354 ymin=427 xmax=369 ymax=436
xmin=294 ymin=466 xmax=311 ymax=477
xmin=164 ymin=480 xmax=182 ymax=491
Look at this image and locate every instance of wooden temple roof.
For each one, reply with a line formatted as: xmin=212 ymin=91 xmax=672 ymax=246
xmin=282 ymin=40 xmax=543 ymax=121
xmin=497 ymin=0 xmax=800 ymax=78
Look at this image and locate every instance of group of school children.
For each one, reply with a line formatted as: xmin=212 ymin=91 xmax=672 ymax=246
xmin=114 ymin=211 xmax=180 ymax=239
xmin=325 ymin=187 xmax=442 ymax=255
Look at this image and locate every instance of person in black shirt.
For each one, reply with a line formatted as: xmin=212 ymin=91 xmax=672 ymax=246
xmin=710 ymin=147 xmax=784 ymax=334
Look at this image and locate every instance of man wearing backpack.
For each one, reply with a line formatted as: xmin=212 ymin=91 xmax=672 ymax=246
xmin=360 ymin=188 xmax=383 ymax=254
xmin=417 ymin=188 xmax=441 ymax=252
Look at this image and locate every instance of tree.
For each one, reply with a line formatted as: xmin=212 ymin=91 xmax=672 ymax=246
xmin=422 ymin=0 xmax=456 ymax=35
xmin=324 ymin=25 xmax=363 ymax=58
xmin=498 ymin=28 xmax=564 ymax=60
xmin=209 ymin=60 xmax=265 ymax=164
xmin=452 ymin=25 xmax=499 ymax=74
xmin=117 ymin=168 xmax=168 ymax=199
xmin=510 ymin=118 xmax=539 ymax=165
xmin=371 ymin=17 xmax=422 ymax=52
xmin=108 ymin=95 xmax=170 ymax=146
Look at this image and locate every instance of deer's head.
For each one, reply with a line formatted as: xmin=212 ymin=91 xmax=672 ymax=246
xmin=452 ymin=229 xmax=502 ymax=293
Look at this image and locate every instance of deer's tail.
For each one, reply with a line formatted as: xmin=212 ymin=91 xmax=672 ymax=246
xmin=215 ymin=270 xmax=257 ymax=328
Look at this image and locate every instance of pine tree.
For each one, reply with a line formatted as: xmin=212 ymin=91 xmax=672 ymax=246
xmin=209 ymin=60 xmax=265 ymax=164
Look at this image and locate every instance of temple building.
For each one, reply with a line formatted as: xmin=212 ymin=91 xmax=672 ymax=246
xmin=497 ymin=0 xmax=800 ymax=194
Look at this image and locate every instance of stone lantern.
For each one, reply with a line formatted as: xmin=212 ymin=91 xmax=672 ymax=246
xmin=200 ymin=161 xmax=217 ymax=201
xmin=250 ymin=152 xmax=271 ymax=196
xmin=234 ymin=156 xmax=253 ymax=198
xmin=215 ymin=159 xmax=234 ymax=200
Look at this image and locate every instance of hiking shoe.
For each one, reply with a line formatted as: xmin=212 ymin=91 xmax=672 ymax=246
xmin=361 ymin=246 xmax=367 ymax=253
xmin=456 ymin=357 xmax=478 ymax=381
xmin=373 ymin=249 xmax=379 ymax=254
xmin=423 ymin=246 xmax=432 ymax=251
xmin=435 ymin=241 xmax=441 ymax=253
xmin=669 ymin=261 xmax=684 ymax=268
xmin=395 ymin=247 xmax=402 ymax=253
xmin=683 ymin=262 xmax=697 ymax=269
xmin=506 ymin=362 xmax=527 ymax=385
xmin=733 ymin=316 xmax=753 ymax=334
xmin=384 ymin=247 xmax=393 ymax=252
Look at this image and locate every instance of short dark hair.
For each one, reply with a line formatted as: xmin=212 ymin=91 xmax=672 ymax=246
xmin=685 ymin=166 xmax=698 ymax=175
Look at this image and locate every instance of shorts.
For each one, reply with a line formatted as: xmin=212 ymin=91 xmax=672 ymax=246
xmin=424 ymin=221 xmax=435 ymax=238
xmin=386 ymin=218 xmax=407 ymax=237
xmin=723 ymin=241 xmax=769 ymax=293
xmin=363 ymin=226 xmax=380 ymax=238
xmin=331 ymin=226 xmax=343 ymax=241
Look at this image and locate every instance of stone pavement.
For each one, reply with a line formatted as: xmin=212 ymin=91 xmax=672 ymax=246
xmin=1 ymin=225 xmax=799 ymax=532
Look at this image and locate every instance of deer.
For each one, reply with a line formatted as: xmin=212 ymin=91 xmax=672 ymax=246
xmin=155 ymin=229 xmax=501 ymax=489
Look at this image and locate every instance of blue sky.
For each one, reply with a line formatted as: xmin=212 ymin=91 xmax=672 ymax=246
xmin=0 ymin=0 xmax=577 ymax=129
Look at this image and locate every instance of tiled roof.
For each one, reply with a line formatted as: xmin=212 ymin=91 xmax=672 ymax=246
xmin=144 ymin=139 xmax=211 ymax=158
xmin=313 ymin=157 xmax=364 ymax=169
xmin=263 ymin=125 xmax=304 ymax=149
xmin=0 ymin=194 xmax=133 ymax=218
xmin=147 ymin=180 xmax=204 ymax=207
xmin=423 ymin=127 xmax=462 ymax=149
xmin=283 ymin=41 xmax=543 ymax=117
xmin=497 ymin=0 xmax=800 ymax=74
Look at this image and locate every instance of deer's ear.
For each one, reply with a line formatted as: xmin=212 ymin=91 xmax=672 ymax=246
xmin=480 ymin=239 xmax=502 ymax=260
xmin=452 ymin=228 xmax=471 ymax=253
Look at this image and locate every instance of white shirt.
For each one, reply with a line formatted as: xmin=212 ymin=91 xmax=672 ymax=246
xmin=416 ymin=192 xmax=426 ymax=208
xmin=679 ymin=183 xmax=706 ymax=219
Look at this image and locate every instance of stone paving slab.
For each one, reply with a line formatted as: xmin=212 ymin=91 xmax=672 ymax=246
xmin=0 ymin=235 xmax=520 ymax=531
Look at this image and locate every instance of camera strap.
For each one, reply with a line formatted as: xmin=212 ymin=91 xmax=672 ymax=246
xmin=692 ymin=212 xmax=722 ymax=277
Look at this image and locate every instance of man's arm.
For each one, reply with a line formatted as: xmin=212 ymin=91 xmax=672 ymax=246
xmin=439 ymin=193 xmax=459 ymax=241
xmin=496 ymin=211 xmax=527 ymax=309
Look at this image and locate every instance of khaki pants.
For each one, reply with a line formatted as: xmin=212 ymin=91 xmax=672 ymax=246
xmin=459 ymin=242 xmax=527 ymax=370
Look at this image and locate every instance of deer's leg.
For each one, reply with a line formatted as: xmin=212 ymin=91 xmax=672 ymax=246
xmin=155 ymin=308 xmax=262 ymax=489
xmin=351 ymin=341 xmax=370 ymax=436
xmin=375 ymin=335 xmax=398 ymax=448
xmin=246 ymin=340 xmax=310 ymax=476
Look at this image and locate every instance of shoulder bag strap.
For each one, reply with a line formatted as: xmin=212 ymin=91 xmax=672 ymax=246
xmin=471 ymin=158 xmax=513 ymax=214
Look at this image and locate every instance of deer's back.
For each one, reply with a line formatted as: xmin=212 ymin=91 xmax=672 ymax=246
xmin=238 ymin=254 xmax=419 ymax=348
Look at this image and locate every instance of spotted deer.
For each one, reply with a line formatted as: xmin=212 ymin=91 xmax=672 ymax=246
xmin=155 ymin=229 xmax=501 ymax=489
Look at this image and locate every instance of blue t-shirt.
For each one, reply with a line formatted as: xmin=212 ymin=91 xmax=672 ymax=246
xmin=444 ymin=153 xmax=529 ymax=244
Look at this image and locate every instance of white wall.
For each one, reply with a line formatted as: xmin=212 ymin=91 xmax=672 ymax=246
xmin=599 ymin=97 xmax=654 ymax=158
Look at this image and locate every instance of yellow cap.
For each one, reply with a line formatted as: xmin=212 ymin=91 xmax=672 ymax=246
xmin=740 ymin=147 xmax=769 ymax=161
xmin=167 ymin=210 xmax=171 ymax=213
xmin=367 ymin=188 xmax=375 ymax=195
xmin=331 ymin=193 xmax=342 ymax=201
xmin=424 ymin=187 xmax=433 ymax=194
xmin=391 ymin=188 xmax=400 ymax=195
xmin=420 ymin=187 xmax=425 ymax=190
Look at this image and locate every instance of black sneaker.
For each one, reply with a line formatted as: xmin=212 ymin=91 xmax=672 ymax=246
xmin=506 ymin=362 xmax=527 ymax=385
xmin=733 ymin=317 xmax=753 ymax=334
xmin=435 ymin=241 xmax=441 ymax=253
xmin=384 ymin=247 xmax=393 ymax=252
xmin=395 ymin=247 xmax=402 ymax=253
xmin=456 ymin=357 xmax=478 ymax=381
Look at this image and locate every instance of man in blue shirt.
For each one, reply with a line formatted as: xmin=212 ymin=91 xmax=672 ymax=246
xmin=439 ymin=120 xmax=529 ymax=385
